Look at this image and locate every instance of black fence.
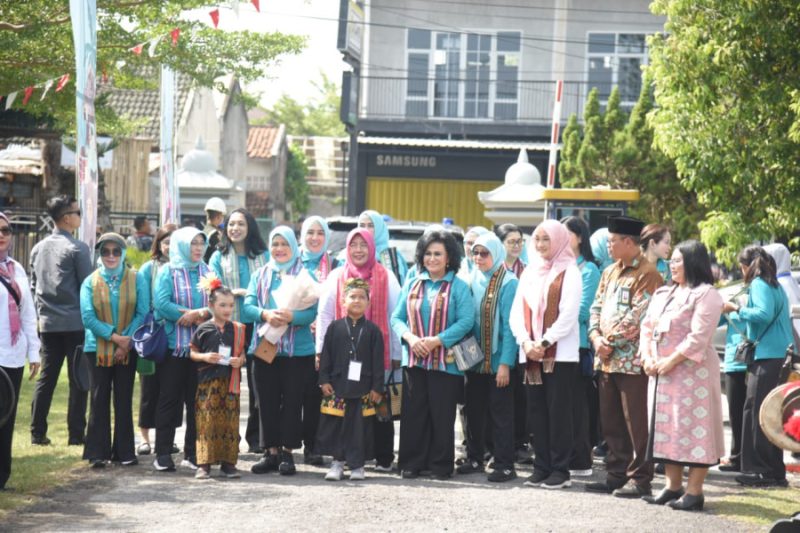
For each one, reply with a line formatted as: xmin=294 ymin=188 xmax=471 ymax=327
xmin=4 ymin=209 xmax=157 ymax=272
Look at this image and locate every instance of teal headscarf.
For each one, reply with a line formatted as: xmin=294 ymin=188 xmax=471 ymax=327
xmin=96 ymin=233 xmax=128 ymax=282
xmin=300 ymin=216 xmax=331 ymax=262
xmin=590 ymin=227 xmax=613 ymax=270
xmin=470 ymin=233 xmax=513 ymax=356
xmin=360 ymin=210 xmax=390 ymax=255
xmin=464 ymin=226 xmax=490 ymax=268
xmin=267 ymin=225 xmax=300 ymax=272
xmin=169 ymin=227 xmax=207 ymax=270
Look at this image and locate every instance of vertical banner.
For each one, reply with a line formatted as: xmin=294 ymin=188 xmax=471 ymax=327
xmin=159 ymin=65 xmax=179 ymax=225
xmin=546 ymin=79 xmax=564 ymax=188
xmin=70 ymin=0 xmax=98 ymax=250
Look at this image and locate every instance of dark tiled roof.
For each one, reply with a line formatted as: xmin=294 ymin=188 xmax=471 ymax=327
xmin=247 ymin=125 xmax=281 ymax=159
xmin=103 ymin=70 xmax=193 ymax=140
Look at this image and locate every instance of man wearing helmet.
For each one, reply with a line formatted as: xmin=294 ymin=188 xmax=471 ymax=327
xmin=203 ymin=197 xmax=227 ymax=263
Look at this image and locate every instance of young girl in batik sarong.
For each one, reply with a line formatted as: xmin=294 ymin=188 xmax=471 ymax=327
xmin=190 ymin=276 xmax=246 ymax=479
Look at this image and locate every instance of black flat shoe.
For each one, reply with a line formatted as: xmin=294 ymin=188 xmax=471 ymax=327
xmin=718 ymin=463 xmax=740 ymax=473
xmin=643 ymin=487 xmax=684 ymax=505
xmin=668 ymin=493 xmax=704 ymax=512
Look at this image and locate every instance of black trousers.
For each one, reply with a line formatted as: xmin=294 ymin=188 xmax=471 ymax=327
xmin=154 ymin=354 xmax=197 ymax=459
xmin=83 ymin=354 xmax=136 ymax=462
xmin=373 ymin=369 xmax=397 ymax=467
xmin=725 ymin=371 xmax=747 ymax=465
xmin=0 ymin=366 xmax=23 ymax=489
xmin=242 ymin=324 xmax=260 ymax=449
xmin=334 ymin=398 xmax=369 ymax=469
xmin=253 ymin=355 xmax=314 ymax=450
xmin=138 ymin=373 xmax=159 ymax=429
xmin=511 ymin=365 xmax=528 ymax=449
xmin=465 ymin=371 xmax=514 ymax=470
xmin=398 ymin=367 xmax=462 ymax=476
xmin=741 ymin=358 xmax=785 ymax=479
xmin=571 ymin=349 xmax=594 ymax=470
xmin=30 ymin=330 xmax=87 ymax=440
xmin=528 ymin=362 xmax=578 ymax=478
xmin=302 ymin=359 xmax=321 ymax=454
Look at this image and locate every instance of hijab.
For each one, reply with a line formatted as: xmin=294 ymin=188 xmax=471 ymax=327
xmin=170 ymin=227 xmax=207 ymax=270
xmin=300 ymin=216 xmax=331 ymax=263
xmin=267 ymin=225 xmax=300 ymax=272
xmin=96 ymin=233 xmax=128 ymax=283
xmin=471 ymin=232 xmax=507 ymax=301
xmin=0 ymin=212 xmax=21 ymax=343
xmin=360 ymin=210 xmax=390 ymax=255
xmin=522 ymin=220 xmax=576 ymax=339
xmin=590 ymin=227 xmax=612 ymax=270
xmin=764 ymin=243 xmax=800 ymax=307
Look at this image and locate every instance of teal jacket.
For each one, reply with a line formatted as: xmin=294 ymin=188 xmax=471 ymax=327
xmin=153 ymin=265 xmax=207 ymax=350
xmin=242 ymin=266 xmax=318 ymax=357
xmin=656 ymin=258 xmax=672 ymax=283
xmin=80 ymin=268 xmax=148 ymax=354
xmin=577 ymin=256 xmax=601 ymax=350
xmin=471 ymin=276 xmax=518 ymax=374
xmin=391 ymin=270 xmax=476 ymax=376
xmin=208 ymin=249 xmax=270 ymax=323
xmin=728 ymin=277 xmax=794 ymax=360
xmin=720 ymin=313 xmax=747 ymax=373
xmin=136 ymin=259 xmax=168 ymax=311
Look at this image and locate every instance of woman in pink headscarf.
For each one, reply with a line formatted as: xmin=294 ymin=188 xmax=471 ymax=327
xmin=509 ymin=219 xmax=582 ymax=490
xmin=315 ymin=228 xmax=402 ymax=471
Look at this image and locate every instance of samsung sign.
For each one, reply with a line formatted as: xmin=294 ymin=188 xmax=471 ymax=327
xmin=375 ymin=154 xmax=437 ymax=168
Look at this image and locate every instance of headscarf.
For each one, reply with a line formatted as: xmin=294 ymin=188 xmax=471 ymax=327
xmin=764 ymin=244 xmax=800 ymax=335
xmin=464 ymin=226 xmax=490 ymax=267
xmin=336 ymin=228 xmax=391 ymax=365
xmin=359 ymin=210 xmax=390 ymax=255
xmin=300 ymin=216 xmax=331 ymax=263
xmin=522 ymin=220 xmax=576 ymax=339
xmin=0 ymin=212 xmax=21 ymax=343
xmin=470 ymin=233 xmax=514 ymax=359
xmin=267 ymin=226 xmax=300 ymax=272
xmin=96 ymin=233 xmax=128 ymax=283
xmin=590 ymin=227 xmax=612 ymax=270
xmin=170 ymin=227 xmax=207 ymax=270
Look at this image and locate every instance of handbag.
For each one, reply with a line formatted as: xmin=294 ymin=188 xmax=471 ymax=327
xmin=779 ymin=346 xmax=800 ymax=384
xmin=384 ymin=371 xmax=402 ymax=421
xmin=732 ymin=300 xmax=784 ymax=366
xmin=253 ymin=337 xmax=278 ymax=364
xmin=132 ymin=311 xmax=168 ymax=363
xmin=136 ymin=356 xmax=156 ymax=376
xmin=450 ymin=335 xmax=484 ymax=371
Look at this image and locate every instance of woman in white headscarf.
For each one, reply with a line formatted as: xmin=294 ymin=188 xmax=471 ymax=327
xmin=763 ymin=243 xmax=800 ymax=339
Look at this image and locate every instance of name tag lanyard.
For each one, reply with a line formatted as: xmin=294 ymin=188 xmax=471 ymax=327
xmin=345 ymin=320 xmax=364 ymax=381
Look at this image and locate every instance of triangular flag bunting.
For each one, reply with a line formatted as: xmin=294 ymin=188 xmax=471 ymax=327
xmin=171 ymin=27 xmax=180 ymax=46
xmin=5 ymin=92 xmax=17 ymax=110
xmin=55 ymin=73 xmax=70 ymax=92
xmin=252 ymin=0 xmax=259 ymax=12
xmin=131 ymin=42 xmax=144 ymax=55
xmin=22 ymin=86 xmax=35 ymax=106
xmin=209 ymin=8 xmax=220 ymax=28
xmin=40 ymin=79 xmax=54 ymax=100
xmin=148 ymin=35 xmax=163 ymax=57
xmin=230 ymin=0 xmax=240 ymax=17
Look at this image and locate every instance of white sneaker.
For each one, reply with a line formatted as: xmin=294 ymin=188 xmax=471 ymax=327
xmin=349 ymin=467 xmax=365 ymax=480
xmin=374 ymin=463 xmax=393 ymax=473
xmin=325 ymin=461 xmax=344 ymax=481
xmin=181 ymin=459 xmax=198 ymax=471
xmin=569 ymin=468 xmax=593 ymax=477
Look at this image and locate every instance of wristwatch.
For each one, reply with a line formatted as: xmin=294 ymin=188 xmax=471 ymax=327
xmin=540 ymin=339 xmax=551 ymax=349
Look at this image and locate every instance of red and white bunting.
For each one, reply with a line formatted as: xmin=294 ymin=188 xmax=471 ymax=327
xmin=131 ymin=42 xmax=145 ymax=55
xmin=252 ymin=0 xmax=260 ymax=12
xmin=171 ymin=27 xmax=180 ymax=46
xmin=55 ymin=73 xmax=70 ymax=92
xmin=148 ymin=34 xmax=164 ymax=57
xmin=22 ymin=86 xmax=35 ymax=106
xmin=5 ymin=92 xmax=17 ymax=110
xmin=209 ymin=8 xmax=220 ymax=28
xmin=40 ymin=79 xmax=55 ymax=101
xmin=546 ymin=79 xmax=564 ymax=188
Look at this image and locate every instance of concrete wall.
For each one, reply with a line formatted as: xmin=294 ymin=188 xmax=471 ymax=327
xmin=220 ymin=83 xmax=249 ymax=186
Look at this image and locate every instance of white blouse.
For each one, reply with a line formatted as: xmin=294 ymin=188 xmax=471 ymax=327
xmin=509 ymin=264 xmax=582 ymax=363
xmin=0 ymin=258 xmax=41 ymax=368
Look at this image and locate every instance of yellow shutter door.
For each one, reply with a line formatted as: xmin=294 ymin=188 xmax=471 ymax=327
xmin=366 ymin=177 xmax=496 ymax=228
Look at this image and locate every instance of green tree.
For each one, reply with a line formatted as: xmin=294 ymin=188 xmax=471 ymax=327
xmin=0 ymin=1 xmax=305 ymax=136
xmin=256 ymin=72 xmax=346 ymax=136
xmin=648 ymin=0 xmax=800 ymax=265
xmin=558 ymin=78 xmax=705 ymax=242
xmin=285 ymin=143 xmax=309 ymax=221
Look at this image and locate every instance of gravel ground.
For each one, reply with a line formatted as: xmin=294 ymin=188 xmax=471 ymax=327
xmin=5 ymin=374 xmax=794 ymax=533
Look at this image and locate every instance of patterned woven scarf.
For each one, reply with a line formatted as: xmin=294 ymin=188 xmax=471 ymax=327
xmin=407 ymin=278 xmax=451 ymax=370
xmin=0 ymin=260 xmax=21 ymax=344
xmin=523 ymin=270 xmax=565 ymax=384
xmin=479 ymin=267 xmax=506 ymax=373
xmin=315 ymin=252 xmax=331 ymax=282
xmin=220 ymin=251 xmax=267 ymax=321
xmin=254 ymin=259 xmax=303 ymax=355
xmin=172 ymin=263 xmax=209 ymax=357
xmin=92 ymin=268 xmax=137 ymax=367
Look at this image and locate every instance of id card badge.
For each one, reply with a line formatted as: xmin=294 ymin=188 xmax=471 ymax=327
xmin=348 ymin=360 xmax=362 ymax=381
xmin=618 ymin=287 xmax=631 ymax=307
xmin=218 ymin=344 xmax=231 ymax=366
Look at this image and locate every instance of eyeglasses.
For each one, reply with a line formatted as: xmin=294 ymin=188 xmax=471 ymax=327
xmin=505 ymin=239 xmax=523 ymax=247
xmin=100 ymin=247 xmax=122 ymax=257
xmin=0 ymin=227 xmax=12 ymax=236
xmin=472 ymin=249 xmax=491 ymax=258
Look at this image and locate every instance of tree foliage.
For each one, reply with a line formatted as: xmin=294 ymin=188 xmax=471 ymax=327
xmin=285 ymin=143 xmax=310 ymax=220
xmin=0 ymin=1 xmax=305 ymax=137
xmin=648 ymin=0 xmax=800 ymax=265
xmin=255 ymin=72 xmax=346 ymax=137
xmin=558 ymin=80 xmax=706 ymax=243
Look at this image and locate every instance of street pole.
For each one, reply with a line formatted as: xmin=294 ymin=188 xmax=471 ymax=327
xmin=341 ymin=140 xmax=348 ymax=215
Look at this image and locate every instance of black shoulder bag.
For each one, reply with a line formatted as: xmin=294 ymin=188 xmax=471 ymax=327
xmin=732 ymin=300 xmax=784 ymax=366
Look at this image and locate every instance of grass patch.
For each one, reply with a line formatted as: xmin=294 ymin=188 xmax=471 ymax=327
xmin=0 ymin=363 xmax=142 ymax=518
xmin=715 ymin=488 xmax=800 ymax=527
